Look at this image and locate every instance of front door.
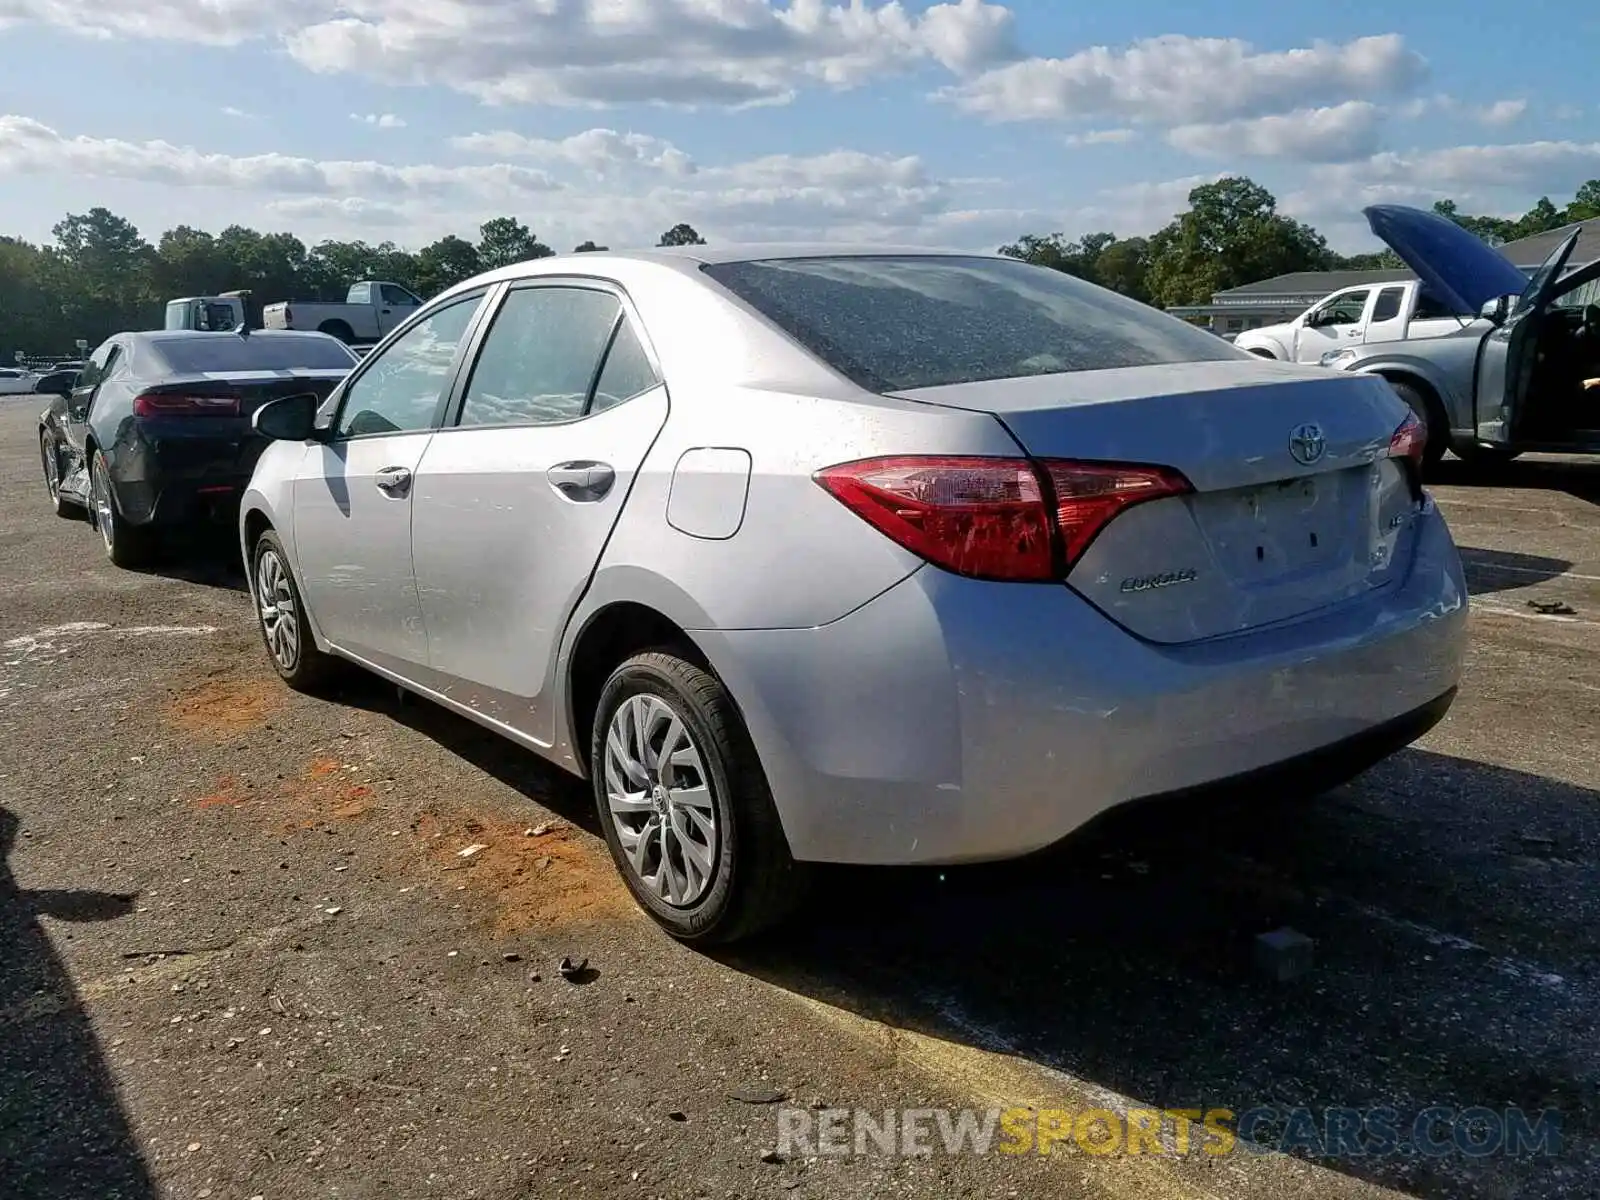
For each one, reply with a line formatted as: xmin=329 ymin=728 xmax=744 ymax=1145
xmin=409 ymin=283 xmax=669 ymax=745
xmin=1473 ymin=232 xmax=1583 ymax=444
xmin=1295 ymin=289 xmax=1370 ymax=362
xmin=290 ymin=292 xmax=487 ymax=675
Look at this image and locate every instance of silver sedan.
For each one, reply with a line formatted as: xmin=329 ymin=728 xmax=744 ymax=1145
xmin=240 ymin=246 xmax=1468 ymax=943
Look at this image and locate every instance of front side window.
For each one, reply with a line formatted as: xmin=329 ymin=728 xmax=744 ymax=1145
xmin=75 ymin=340 xmax=117 ymax=390
xmin=457 ymin=287 xmax=623 ymax=427
xmin=1312 ymin=291 xmax=1369 ymax=327
xmin=381 ymin=284 xmax=420 ymax=307
xmin=704 ymin=255 xmax=1239 ymax=392
xmin=335 ymin=296 xmax=481 ymax=438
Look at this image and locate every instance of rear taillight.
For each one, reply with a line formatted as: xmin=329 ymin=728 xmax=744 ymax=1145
xmin=133 ymin=392 xmax=240 ymax=417
xmin=814 ymin=455 xmax=1191 ymax=582
xmin=1388 ymin=411 xmax=1426 ymax=469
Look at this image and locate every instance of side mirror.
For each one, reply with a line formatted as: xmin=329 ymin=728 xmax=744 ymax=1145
xmin=1479 ymin=295 xmax=1510 ymax=326
xmin=254 ymin=392 xmax=321 ymax=442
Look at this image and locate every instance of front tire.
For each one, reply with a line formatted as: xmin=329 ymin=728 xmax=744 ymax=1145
xmin=591 ymin=651 xmax=805 ymax=944
xmin=89 ymin=450 xmax=155 ymax=567
xmin=252 ymin=531 xmax=338 ymax=692
xmin=1388 ymin=381 xmax=1447 ymax=468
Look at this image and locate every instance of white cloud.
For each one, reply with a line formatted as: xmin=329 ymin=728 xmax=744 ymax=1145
xmin=946 ymin=33 xmax=1426 ymax=124
xmin=1071 ymin=173 xmax=1229 ymax=233
xmin=0 ymin=0 xmax=1018 ymax=109
xmin=0 ymin=114 xmax=556 ymax=200
xmin=1065 ymin=128 xmax=1136 ymax=146
xmin=1322 ymin=140 xmax=1600 ymax=191
xmin=452 ymin=128 xmax=694 ymax=175
xmin=1167 ymin=101 xmax=1383 ymax=163
xmin=0 ymin=112 xmax=1009 ymax=251
xmin=351 ymin=112 xmax=407 ymax=129
xmin=1475 ymin=98 xmax=1526 ymax=128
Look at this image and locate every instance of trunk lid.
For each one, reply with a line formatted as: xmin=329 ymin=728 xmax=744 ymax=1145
xmin=892 ymin=359 xmax=1422 ymax=644
xmin=1364 ymin=204 xmax=1531 ymax=315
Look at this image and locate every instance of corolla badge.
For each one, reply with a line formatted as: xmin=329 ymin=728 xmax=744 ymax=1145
xmin=1289 ymin=422 xmax=1326 ymax=466
xmin=1119 ymin=568 xmax=1198 ymax=594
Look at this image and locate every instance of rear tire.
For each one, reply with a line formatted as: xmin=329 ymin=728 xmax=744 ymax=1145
xmin=591 ymin=651 xmax=806 ymax=944
xmin=89 ymin=450 xmax=156 ymax=568
xmin=252 ymin=530 xmax=339 ymax=693
xmin=1388 ymin=381 xmax=1447 ymax=468
xmin=318 ymin=320 xmax=355 ymax=344
xmin=40 ymin=432 xmax=75 ymax=519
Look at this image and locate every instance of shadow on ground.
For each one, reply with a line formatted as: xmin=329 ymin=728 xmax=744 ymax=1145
xmin=1432 ymin=455 xmax=1600 ymax=505
xmin=1456 ymin=547 xmax=1575 ymax=593
xmin=0 ymin=808 xmax=154 ymax=1198
xmin=725 ymin=750 xmax=1600 ymax=1199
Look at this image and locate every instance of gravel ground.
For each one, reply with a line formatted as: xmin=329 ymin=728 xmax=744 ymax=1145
xmin=2 ymin=396 xmax=1597 ymax=1200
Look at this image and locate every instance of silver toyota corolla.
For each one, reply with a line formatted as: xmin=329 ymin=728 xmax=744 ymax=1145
xmin=240 ymin=247 xmax=1468 ymax=943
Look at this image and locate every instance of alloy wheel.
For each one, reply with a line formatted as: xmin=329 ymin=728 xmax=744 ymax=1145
xmin=255 ymin=548 xmax=300 ymax=671
xmin=40 ymin=437 xmax=60 ymax=504
xmin=602 ymin=694 xmax=719 ymax=907
xmin=91 ymin=456 xmax=115 ymax=552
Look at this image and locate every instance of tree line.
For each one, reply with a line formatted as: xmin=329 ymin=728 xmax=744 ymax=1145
xmin=3 ymin=173 xmax=1597 ymax=358
xmin=999 ymin=176 xmax=1600 ymax=310
xmin=0 ymin=216 xmax=707 ymax=359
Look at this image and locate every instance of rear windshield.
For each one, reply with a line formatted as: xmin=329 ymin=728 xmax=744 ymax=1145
xmin=155 ymin=335 xmax=357 ymax=374
xmin=702 ymin=255 xmax=1240 ymax=392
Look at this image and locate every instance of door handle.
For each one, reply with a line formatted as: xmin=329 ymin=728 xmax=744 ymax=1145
xmin=547 ymin=460 xmax=615 ymax=502
xmin=375 ymin=465 xmax=412 ymax=497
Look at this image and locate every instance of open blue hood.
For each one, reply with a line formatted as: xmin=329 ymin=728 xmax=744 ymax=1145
xmin=1364 ymin=204 xmax=1531 ymax=315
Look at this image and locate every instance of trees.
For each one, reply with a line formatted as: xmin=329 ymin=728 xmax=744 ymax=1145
xmin=657 ymin=223 xmax=706 ymax=247
xmin=475 ymin=217 xmax=553 ymax=270
xmin=1142 ymin=177 xmax=1335 ymax=308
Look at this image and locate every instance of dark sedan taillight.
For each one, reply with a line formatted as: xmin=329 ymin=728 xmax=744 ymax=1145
xmin=133 ymin=393 xmax=241 ymax=417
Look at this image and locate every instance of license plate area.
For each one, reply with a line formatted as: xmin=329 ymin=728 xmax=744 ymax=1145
xmin=1194 ymin=472 xmax=1353 ymax=583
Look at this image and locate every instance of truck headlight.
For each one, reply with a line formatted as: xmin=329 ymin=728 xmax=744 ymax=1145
xmin=1319 ymin=348 xmax=1358 ymax=368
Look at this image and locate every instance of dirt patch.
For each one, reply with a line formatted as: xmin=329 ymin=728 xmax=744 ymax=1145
xmin=192 ymin=757 xmax=376 ymax=828
xmin=408 ymin=810 xmax=635 ymax=934
xmin=165 ymin=673 xmax=283 ymax=738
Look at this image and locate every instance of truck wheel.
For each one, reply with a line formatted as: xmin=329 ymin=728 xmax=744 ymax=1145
xmin=1246 ymin=347 xmax=1277 ymax=360
xmin=1388 ymin=381 xmax=1447 ymax=469
xmin=318 ymin=320 xmax=355 ymax=343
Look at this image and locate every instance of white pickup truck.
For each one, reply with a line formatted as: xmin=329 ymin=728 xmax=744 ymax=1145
xmin=262 ymin=281 xmax=423 ymax=344
xmin=1233 ymin=278 xmax=1480 ymax=364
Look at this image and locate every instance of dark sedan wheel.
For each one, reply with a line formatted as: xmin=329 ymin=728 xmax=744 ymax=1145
xmin=39 ymin=432 xmax=75 ymax=519
xmin=252 ymin=531 xmax=338 ymax=692
xmin=591 ymin=650 xmax=806 ymax=944
xmin=89 ymin=450 xmax=155 ymax=568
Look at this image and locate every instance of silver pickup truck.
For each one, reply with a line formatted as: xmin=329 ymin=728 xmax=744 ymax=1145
xmin=1322 ymin=205 xmax=1600 ymax=466
xmin=262 ymin=281 xmax=423 ymax=344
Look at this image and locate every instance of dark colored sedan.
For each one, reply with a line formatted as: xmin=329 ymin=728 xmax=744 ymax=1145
xmin=38 ymin=329 xmax=357 ymax=566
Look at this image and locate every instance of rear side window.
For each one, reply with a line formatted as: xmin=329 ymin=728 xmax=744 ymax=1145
xmin=590 ymin=319 xmax=659 ymax=414
xmin=1371 ymin=287 xmax=1405 ymax=322
xmin=156 ymin=336 xmax=357 ymax=374
xmin=458 ymin=287 xmax=622 ymax=427
xmin=702 ymin=255 xmax=1239 ymax=392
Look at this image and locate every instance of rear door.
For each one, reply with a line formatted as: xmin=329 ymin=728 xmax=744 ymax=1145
xmin=409 ymin=282 xmax=668 ymax=745
xmin=1362 ymin=284 xmax=1409 ymax=344
xmin=1473 ymin=230 xmax=1580 ymax=444
xmin=1294 ymin=289 xmax=1370 ymax=362
xmin=290 ymin=291 xmax=489 ymax=675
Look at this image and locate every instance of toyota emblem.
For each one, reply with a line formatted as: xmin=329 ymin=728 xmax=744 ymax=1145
xmin=1289 ymin=422 xmax=1326 ymax=466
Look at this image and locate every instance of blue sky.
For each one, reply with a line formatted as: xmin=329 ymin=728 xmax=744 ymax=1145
xmin=0 ymin=0 xmax=1597 ymax=256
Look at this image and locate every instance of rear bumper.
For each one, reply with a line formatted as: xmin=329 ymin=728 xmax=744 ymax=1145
xmin=698 ymin=500 xmax=1467 ymax=866
xmin=108 ymin=421 xmax=265 ymax=527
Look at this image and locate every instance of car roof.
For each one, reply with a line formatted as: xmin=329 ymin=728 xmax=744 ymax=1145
xmin=126 ymin=329 xmax=332 ymax=344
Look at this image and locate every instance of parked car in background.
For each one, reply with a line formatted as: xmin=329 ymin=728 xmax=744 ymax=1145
xmin=1234 ymin=278 xmax=1480 ymax=364
xmin=0 ymin=366 xmax=37 ymax=395
xmin=262 ymin=280 xmax=423 ymax=344
xmin=1321 ymin=205 xmax=1600 ymax=466
xmin=47 ymin=360 xmax=85 ymax=374
xmin=239 ymin=246 xmax=1467 ymax=945
xmin=38 ymin=329 xmax=358 ymax=565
